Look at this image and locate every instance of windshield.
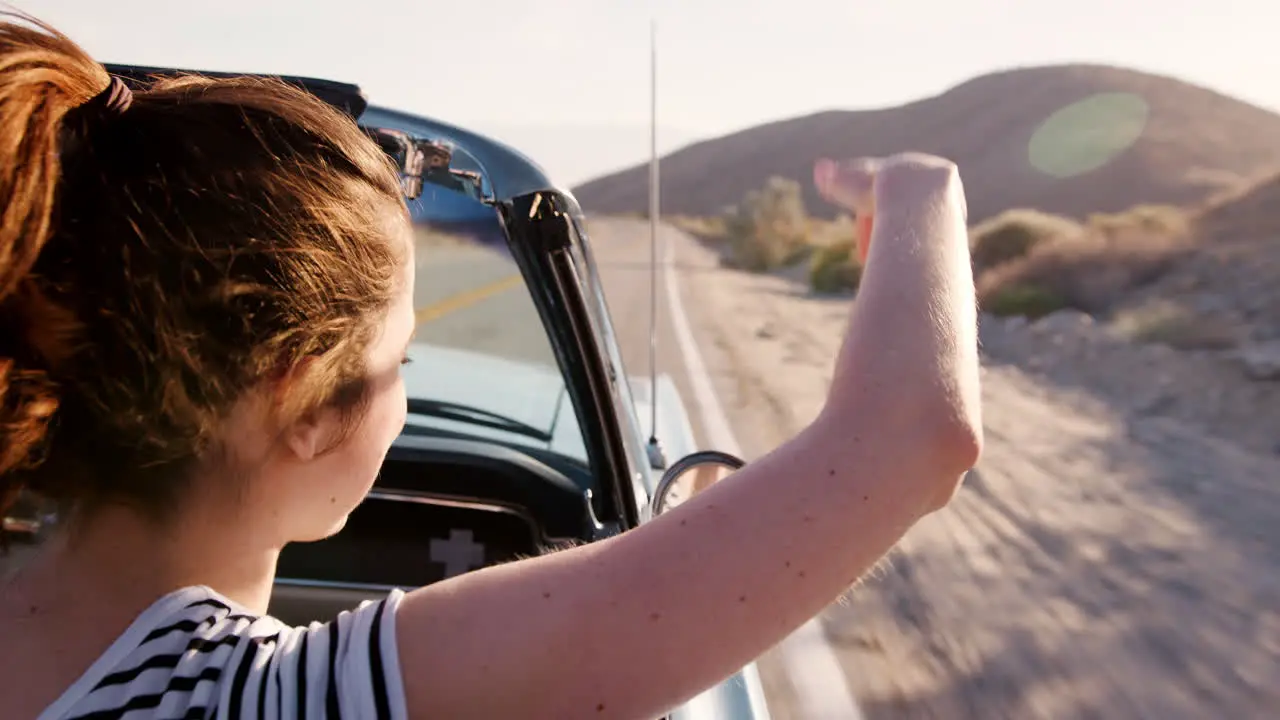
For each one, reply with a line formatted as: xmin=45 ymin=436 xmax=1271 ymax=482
xmin=403 ymin=179 xmax=589 ymax=466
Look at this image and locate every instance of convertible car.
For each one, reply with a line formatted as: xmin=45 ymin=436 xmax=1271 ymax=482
xmin=88 ymin=65 xmax=774 ymax=719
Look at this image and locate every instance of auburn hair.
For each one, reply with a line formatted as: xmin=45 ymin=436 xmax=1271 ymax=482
xmin=0 ymin=13 xmax=408 ymax=523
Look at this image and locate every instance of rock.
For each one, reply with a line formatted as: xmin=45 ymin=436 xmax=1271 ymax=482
xmin=1033 ymin=310 xmax=1093 ymax=336
xmin=1240 ymin=341 xmax=1280 ymax=381
xmin=1193 ymin=293 xmax=1233 ymax=314
xmin=1138 ymin=392 xmax=1177 ymax=415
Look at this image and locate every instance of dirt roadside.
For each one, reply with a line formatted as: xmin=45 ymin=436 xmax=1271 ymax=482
xmin=668 ymin=225 xmax=1280 ymax=719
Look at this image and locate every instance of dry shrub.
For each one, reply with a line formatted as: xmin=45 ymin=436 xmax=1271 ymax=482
xmin=978 ymin=228 xmax=1191 ymax=315
xmin=1089 ymin=204 xmax=1189 ymax=238
xmin=1110 ymin=298 xmax=1238 ymax=350
xmin=807 ymin=214 xmax=857 ymax=247
xmin=722 ymin=176 xmax=810 ymax=271
xmin=982 ymin=284 xmax=1068 ymax=319
xmin=806 ymin=214 xmax=861 ymax=293
xmin=969 ymin=209 xmax=1084 ymax=273
xmin=809 ymin=239 xmax=862 ymax=294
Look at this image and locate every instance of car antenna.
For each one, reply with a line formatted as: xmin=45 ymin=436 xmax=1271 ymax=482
xmin=644 ymin=18 xmax=668 ymax=472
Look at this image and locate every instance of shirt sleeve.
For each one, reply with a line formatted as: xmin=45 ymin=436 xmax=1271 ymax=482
xmin=217 ymin=588 xmax=408 ymax=720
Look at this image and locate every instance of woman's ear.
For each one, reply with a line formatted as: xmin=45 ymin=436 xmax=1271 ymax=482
xmin=272 ymin=356 xmax=342 ymax=462
xmin=281 ymin=407 xmax=331 ymax=462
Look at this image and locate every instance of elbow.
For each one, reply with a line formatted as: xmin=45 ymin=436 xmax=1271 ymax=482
xmin=912 ymin=397 xmax=983 ymax=512
xmin=854 ymin=384 xmax=983 ymax=501
xmin=917 ymin=381 xmax=983 ymax=469
xmin=824 ymin=381 xmax=983 ymax=469
xmin=820 ymin=371 xmax=983 ymax=510
xmin=935 ymin=413 xmax=983 ymax=472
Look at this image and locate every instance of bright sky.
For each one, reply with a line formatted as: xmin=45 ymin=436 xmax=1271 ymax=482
xmin=29 ymin=0 xmax=1280 ymax=186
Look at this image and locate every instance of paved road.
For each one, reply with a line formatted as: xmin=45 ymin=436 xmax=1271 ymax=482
xmin=412 ymin=231 xmax=559 ymax=370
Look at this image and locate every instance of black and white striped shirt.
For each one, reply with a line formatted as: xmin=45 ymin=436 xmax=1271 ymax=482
xmin=38 ymin=585 xmax=407 ymax=720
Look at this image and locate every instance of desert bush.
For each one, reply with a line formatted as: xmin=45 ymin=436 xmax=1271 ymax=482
xmin=1089 ymin=204 xmax=1188 ymax=239
xmin=969 ymin=209 xmax=1083 ymax=273
xmin=807 ymin=214 xmax=857 ymax=247
xmin=977 ymin=230 xmax=1190 ymax=316
xmin=722 ymin=176 xmax=811 ymax=271
xmin=1109 ymin=298 xmax=1237 ymax=350
xmin=809 ymin=239 xmax=862 ymax=294
xmin=982 ymin=283 xmax=1067 ymax=319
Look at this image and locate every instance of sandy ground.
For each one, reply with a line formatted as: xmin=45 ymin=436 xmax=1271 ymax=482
xmin=661 ymin=224 xmax=1280 ymax=719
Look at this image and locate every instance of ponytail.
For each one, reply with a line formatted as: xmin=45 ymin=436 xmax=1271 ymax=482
xmin=0 ymin=13 xmax=107 ymax=511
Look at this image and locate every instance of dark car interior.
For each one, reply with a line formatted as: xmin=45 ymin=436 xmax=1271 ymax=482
xmin=268 ymin=433 xmax=601 ymax=625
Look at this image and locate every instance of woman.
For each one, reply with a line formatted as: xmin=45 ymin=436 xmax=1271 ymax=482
xmin=0 ymin=14 xmax=981 ymax=720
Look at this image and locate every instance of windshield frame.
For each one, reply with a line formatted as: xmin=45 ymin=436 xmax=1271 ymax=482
xmin=564 ymin=214 xmax=654 ymax=504
xmin=494 ymin=190 xmax=639 ymax=528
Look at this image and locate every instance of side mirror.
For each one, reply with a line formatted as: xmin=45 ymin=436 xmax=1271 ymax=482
xmin=650 ymin=450 xmax=745 ymax=517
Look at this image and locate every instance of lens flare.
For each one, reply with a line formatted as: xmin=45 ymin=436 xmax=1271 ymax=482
xmin=1028 ymin=92 xmax=1149 ymax=178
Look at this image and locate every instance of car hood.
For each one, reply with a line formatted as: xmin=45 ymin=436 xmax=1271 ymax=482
xmin=400 ymin=342 xmax=588 ymax=462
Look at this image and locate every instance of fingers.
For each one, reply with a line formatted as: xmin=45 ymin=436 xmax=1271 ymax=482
xmin=814 ymin=157 xmax=877 ymax=217
xmin=816 ymin=153 xmax=965 ymax=266
xmin=813 ymin=158 xmax=836 ymax=195
xmin=816 ymin=153 xmax=963 ymax=219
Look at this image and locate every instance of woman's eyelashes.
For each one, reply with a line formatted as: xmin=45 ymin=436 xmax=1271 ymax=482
xmin=400 ymin=336 xmax=416 ymax=366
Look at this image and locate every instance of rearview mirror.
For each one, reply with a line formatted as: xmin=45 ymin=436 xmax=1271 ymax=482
xmin=365 ymin=127 xmax=490 ymax=203
xmin=650 ymin=450 xmax=745 ymax=516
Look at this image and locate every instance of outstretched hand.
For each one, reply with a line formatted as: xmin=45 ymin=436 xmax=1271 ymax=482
xmin=814 ymin=153 xmax=966 ymax=264
xmin=815 ymin=156 xmax=877 ymax=263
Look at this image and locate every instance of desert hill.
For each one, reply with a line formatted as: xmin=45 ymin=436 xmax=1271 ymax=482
xmin=572 ymin=64 xmax=1280 ymax=223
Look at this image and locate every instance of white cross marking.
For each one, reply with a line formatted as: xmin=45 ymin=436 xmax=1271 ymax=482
xmin=429 ymin=529 xmax=486 ymax=578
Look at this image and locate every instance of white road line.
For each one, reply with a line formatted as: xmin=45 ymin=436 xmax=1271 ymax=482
xmin=660 ymin=227 xmax=863 ymax=720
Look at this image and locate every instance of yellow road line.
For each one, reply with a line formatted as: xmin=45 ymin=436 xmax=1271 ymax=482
xmin=415 ymin=273 xmax=524 ymax=324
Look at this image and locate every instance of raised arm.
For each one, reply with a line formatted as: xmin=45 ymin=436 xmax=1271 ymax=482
xmin=395 ymin=154 xmax=982 ymax=719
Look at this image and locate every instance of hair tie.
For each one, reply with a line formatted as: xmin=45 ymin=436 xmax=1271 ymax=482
xmin=80 ymin=76 xmax=133 ymax=116
xmin=60 ymin=76 xmax=133 ymax=156
xmin=65 ymin=75 xmax=133 ymax=128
